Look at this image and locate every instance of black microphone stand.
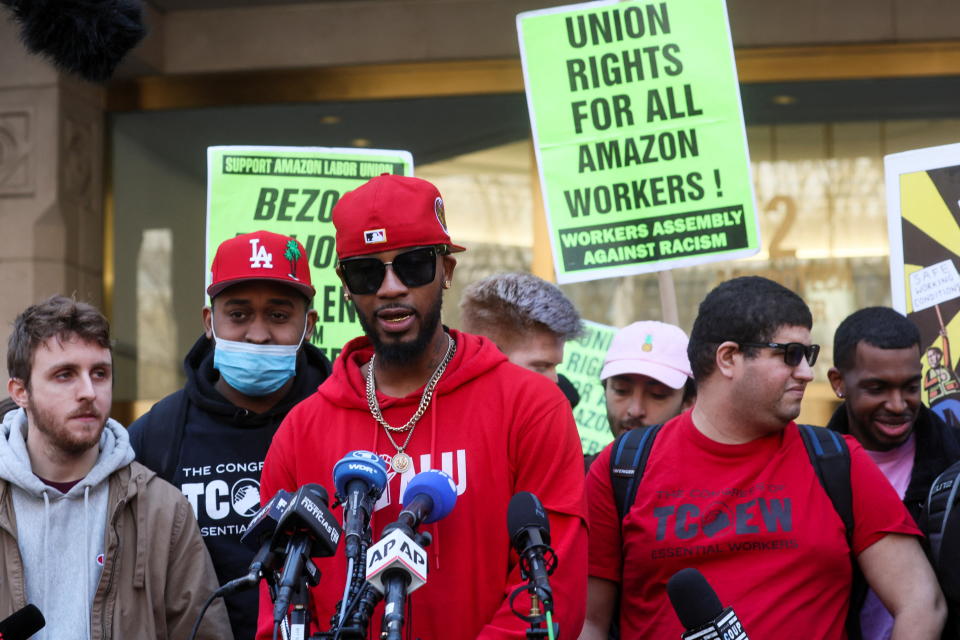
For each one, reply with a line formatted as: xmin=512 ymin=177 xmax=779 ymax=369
xmin=314 ymin=526 xmax=380 ymax=640
xmin=284 ymin=556 xmax=322 ymax=640
xmin=508 ymin=546 xmax=560 ymax=640
xmin=379 ymin=531 xmax=431 ymax=640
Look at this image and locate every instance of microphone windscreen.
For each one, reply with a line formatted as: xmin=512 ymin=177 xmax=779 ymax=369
xmin=5 ymin=0 xmax=147 ymax=82
xmin=0 ymin=604 xmax=45 ymax=640
xmin=240 ymin=489 xmax=292 ymax=550
xmin=667 ymin=567 xmax=724 ymax=630
xmin=402 ymin=470 xmax=457 ymax=523
xmin=333 ymin=450 xmax=388 ymax=496
xmin=274 ymin=484 xmax=339 ymax=558
xmin=507 ymin=491 xmax=551 ymax=546
xmin=305 ymin=483 xmax=330 ymax=505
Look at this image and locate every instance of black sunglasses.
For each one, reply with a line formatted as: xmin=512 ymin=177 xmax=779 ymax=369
xmin=339 ymin=246 xmax=445 ymax=295
xmin=739 ymin=341 xmax=820 ymax=367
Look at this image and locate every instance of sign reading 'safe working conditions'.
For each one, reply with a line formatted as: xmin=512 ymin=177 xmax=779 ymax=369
xmin=517 ymin=0 xmax=759 ymax=283
xmin=206 ymin=146 xmax=414 ymax=361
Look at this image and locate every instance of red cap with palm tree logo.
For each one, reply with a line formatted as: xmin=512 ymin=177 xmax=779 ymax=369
xmin=207 ymin=230 xmax=315 ymax=299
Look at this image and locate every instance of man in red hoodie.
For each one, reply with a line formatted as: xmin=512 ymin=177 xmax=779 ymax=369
xmin=257 ymin=174 xmax=588 ymax=639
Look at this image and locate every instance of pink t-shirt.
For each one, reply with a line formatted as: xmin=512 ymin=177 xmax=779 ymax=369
xmin=859 ymin=434 xmax=917 ymax=640
xmin=587 ymin=412 xmax=920 ymax=640
xmin=865 ymin=434 xmax=916 ymax=500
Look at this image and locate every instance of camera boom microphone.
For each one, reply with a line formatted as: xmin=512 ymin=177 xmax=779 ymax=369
xmin=0 ymin=604 xmax=45 ymax=640
xmin=667 ymin=568 xmax=749 ymax=640
xmin=333 ymin=450 xmax=388 ymax=562
xmin=272 ymin=484 xmax=341 ymax=623
xmin=1 ymin=0 xmax=148 ymax=82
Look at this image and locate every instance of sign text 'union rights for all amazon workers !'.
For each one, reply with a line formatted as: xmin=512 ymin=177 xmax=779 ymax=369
xmin=518 ymin=0 xmax=760 ymax=282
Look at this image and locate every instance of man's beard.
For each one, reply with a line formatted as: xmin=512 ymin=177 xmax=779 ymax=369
xmin=607 ymin=411 xmax=645 ymax=437
xmin=28 ymin=397 xmax=104 ymax=456
xmin=358 ymin=289 xmax=444 ymax=366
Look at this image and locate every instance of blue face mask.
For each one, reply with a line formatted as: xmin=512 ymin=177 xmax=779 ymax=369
xmin=211 ymin=319 xmax=307 ymax=397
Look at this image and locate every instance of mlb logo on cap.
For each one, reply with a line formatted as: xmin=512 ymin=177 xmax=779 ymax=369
xmin=364 ymin=229 xmax=387 ymax=244
xmin=333 ymin=174 xmax=466 ymax=259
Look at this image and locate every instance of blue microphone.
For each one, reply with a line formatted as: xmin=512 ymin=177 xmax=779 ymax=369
xmin=334 ymin=450 xmax=389 ymax=561
xmin=368 ymin=470 xmax=458 ymax=640
xmin=385 ymin=469 xmax=458 ymax=537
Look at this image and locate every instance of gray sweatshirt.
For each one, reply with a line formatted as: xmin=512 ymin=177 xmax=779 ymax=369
xmin=0 ymin=409 xmax=134 ymax=640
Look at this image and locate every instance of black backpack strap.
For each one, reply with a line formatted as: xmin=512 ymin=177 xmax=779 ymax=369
xmin=609 ymin=424 xmax=663 ymax=522
xmin=798 ymin=424 xmax=854 ymax=540
xmin=924 ymin=461 xmax=960 ymax=605
xmin=606 ymin=424 xmax=662 ymax=640
xmin=798 ymin=424 xmax=861 ymax=640
xmin=926 ymin=461 xmax=960 ymax=564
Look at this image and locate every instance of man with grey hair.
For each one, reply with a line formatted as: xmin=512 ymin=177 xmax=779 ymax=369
xmin=460 ymin=272 xmax=582 ymax=383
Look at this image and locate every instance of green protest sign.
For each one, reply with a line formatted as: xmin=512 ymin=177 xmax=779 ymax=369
xmin=205 ymin=145 xmax=414 ymax=361
xmin=517 ymin=0 xmax=759 ymax=283
xmin=557 ymin=320 xmax=617 ymax=455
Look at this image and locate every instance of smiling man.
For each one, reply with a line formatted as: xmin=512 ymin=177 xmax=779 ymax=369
xmin=582 ymin=277 xmax=943 ymax=640
xmin=1 ymin=296 xmax=229 ymax=639
xmin=128 ymin=231 xmax=330 ymax=640
xmin=827 ymin=306 xmax=960 ymax=639
xmin=258 ymin=174 xmax=587 ymax=640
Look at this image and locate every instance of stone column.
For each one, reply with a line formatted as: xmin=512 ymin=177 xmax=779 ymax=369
xmin=0 ymin=17 xmax=105 ymax=379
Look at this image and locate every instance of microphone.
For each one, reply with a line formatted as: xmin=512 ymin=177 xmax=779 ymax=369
xmin=215 ymin=489 xmax=293 ymax=594
xmin=507 ymin=492 xmax=557 ymax=608
xmin=0 ymin=604 xmax=45 ymax=640
xmin=333 ymin=450 xmax=388 ymax=562
xmin=272 ymin=484 xmax=341 ymax=623
xmin=667 ymin=568 xmax=749 ymax=640
xmin=1 ymin=0 xmax=147 ymax=82
xmin=365 ymin=470 xmax=458 ymax=640
xmin=383 ymin=468 xmax=458 ymax=538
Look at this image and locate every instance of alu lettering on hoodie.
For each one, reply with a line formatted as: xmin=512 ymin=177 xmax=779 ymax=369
xmin=373 ymin=449 xmax=467 ymax=511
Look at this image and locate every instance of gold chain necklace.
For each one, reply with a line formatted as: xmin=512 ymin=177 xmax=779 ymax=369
xmin=365 ymin=333 xmax=456 ymax=473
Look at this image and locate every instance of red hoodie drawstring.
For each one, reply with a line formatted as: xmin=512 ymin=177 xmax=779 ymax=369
xmin=430 ymin=394 xmax=441 ymax=571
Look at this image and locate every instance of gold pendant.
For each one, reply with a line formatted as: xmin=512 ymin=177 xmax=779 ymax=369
xmin=392 ymin=452 xmax=412 ymax=473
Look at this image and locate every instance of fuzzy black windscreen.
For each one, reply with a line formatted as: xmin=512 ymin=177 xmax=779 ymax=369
xmin=3 ymin=0 xmax=147 ymax=82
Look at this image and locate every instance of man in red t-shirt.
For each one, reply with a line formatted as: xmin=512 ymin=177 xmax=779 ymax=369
xmin=581 ymin=276 xmax=945 ymax=640
xmin=257 ymin=175 xmax=587 ymax=640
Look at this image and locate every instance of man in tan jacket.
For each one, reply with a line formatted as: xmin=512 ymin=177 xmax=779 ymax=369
xmin=1 ymin=295 xmax=232 ymax=640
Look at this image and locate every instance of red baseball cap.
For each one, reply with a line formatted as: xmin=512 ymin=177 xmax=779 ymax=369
xmin=333 ymin=174 xmax=466 ymax=260
xmin=207 ymin=230 xmax=315 ymax=299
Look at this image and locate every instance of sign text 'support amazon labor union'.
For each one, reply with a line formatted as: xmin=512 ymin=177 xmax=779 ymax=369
xmin=206 ymin=145 xmax=414 ymax=361
xmin=517 ymin=0 xmax=759 ymax=283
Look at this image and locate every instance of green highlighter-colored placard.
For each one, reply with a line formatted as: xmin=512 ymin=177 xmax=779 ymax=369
xmin=518 ymin=0 xmax=759 ymax=283
xmin=558 ymin=320 xmax=618 ymax=455
xmin=206 ymin=145 xmax=414 ymax=361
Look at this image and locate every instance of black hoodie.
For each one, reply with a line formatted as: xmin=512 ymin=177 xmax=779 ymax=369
xmin=826 ymin=403 xmax=960 ymax=522
xmin=128 ymin=334 xmax=330 ymax=640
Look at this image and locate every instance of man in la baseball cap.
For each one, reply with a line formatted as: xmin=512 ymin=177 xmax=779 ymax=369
xmin=257 ymin=174 xmax=588 ymax=639
xmin=128 ymin=230 xmax=331 ymax=640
